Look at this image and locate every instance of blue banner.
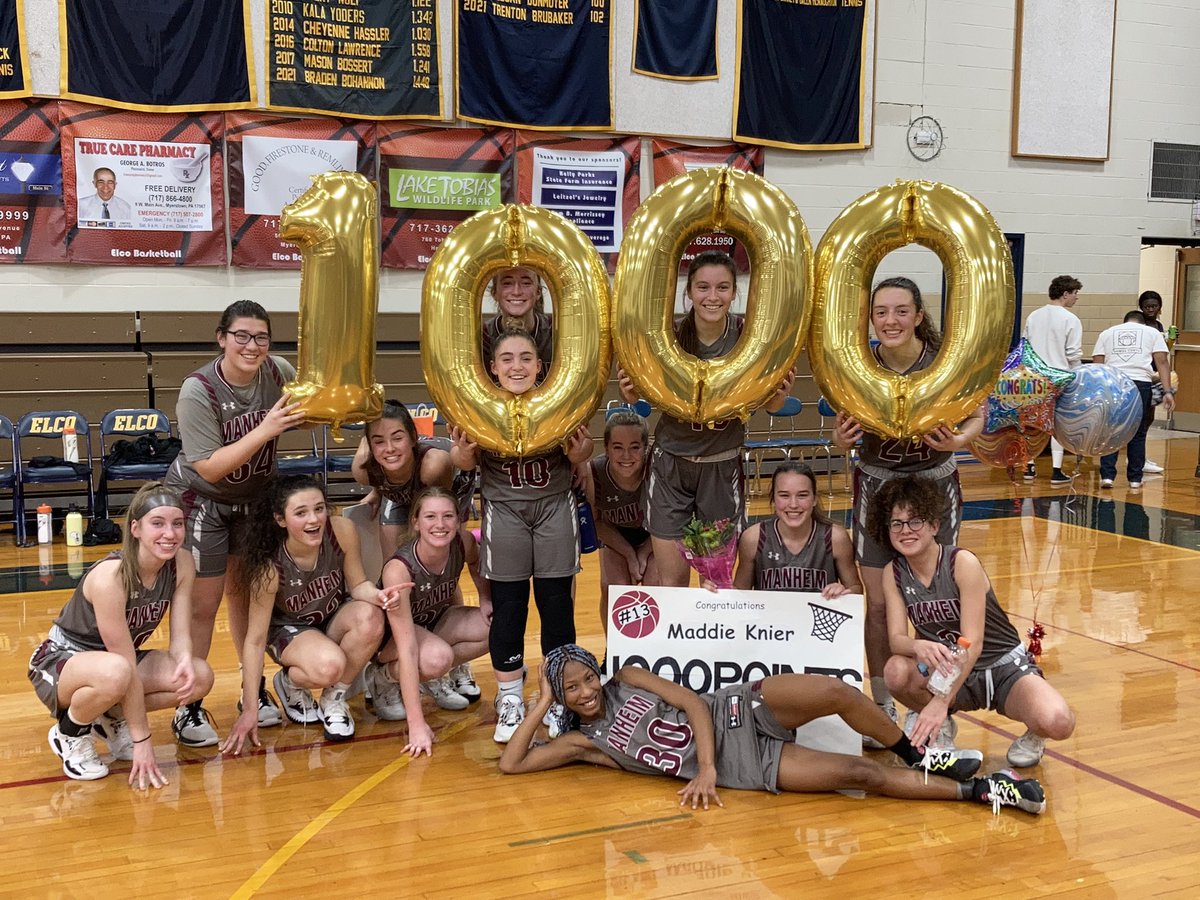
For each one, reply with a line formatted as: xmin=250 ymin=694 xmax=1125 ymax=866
xmin=634 ymin=0 xmax=717 ymax=81
xmin=62 ymin=0 xmax=255 ymax=112
xmin=734 ymin=0 xmax=866 ymax=150
xmin=457 ymin=0 xmax=612 ymax=130
xmin=0 ymin=151 xmax=59 ymax=196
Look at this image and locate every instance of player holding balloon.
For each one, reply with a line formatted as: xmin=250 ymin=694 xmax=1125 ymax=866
xmin=832 ymin=277 xmax=984 ymax=744
xmin=619 ymin=251 xmax=794 ymax=587
xmin=451 ymin=329 xmax=593 ymax=743
xmin=481 ymin=266 xmax=554 ymax=384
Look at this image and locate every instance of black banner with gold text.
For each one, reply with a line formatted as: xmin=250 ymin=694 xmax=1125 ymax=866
xmin=266 ymin=0 xmax=441 ymax=119
xmin=0 ymin=0 xmax=29 ymax=98
xmin=457 ymin=0 xmax=611 ymax=130
xmin=634 ymin=0 xmax=717 ymax=81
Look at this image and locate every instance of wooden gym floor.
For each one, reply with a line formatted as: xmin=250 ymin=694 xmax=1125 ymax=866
xmin=3 ymin=432 xmax=1200 ymax=898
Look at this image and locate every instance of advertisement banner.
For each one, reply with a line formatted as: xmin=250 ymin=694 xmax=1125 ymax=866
xmin=60 ymin=102 xmax=225 ymax=266
xmin=0 ymin=99 xmax=65 ymax=263
xmin=515 ymin=132 xmax=639 ymax=270
xmin=379 ymin=123 xmax=514 ymax=269
xmin=226 ymin=113 xmax=376 ymax=269
xmin=265 ymin=0 xmax=441 ymax=120
xmin=606 ymin=585 xmax=865 ymax=756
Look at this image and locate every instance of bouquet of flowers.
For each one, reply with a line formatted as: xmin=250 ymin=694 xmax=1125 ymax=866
xmin=677 ymin=516 xmax=739 ymax=589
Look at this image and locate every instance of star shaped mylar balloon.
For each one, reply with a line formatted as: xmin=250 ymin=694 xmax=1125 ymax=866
xmin=983 ymin=338 xmax=1076 ymax=434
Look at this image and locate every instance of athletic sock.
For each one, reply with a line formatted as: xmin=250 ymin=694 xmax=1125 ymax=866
xmin=968 ymin=777 xmax=990 ymax=803
xmin=58 ymin=709 xmax=91 ymax=738
xmin=870 ymin=676 xmax=892 ymax=706
xmin=325 ymin=682 xmax=350 ymax=702
xmin=888 ymin=733 xmax=924 ymax=767
xmin=496 ymin=677 xmax=524 ymax=701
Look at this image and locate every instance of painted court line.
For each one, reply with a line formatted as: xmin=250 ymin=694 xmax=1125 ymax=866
xmin=509 ymin=813 xmax=694 ymax=847
xmin=230 ymin=716 xmax=474 ymax=899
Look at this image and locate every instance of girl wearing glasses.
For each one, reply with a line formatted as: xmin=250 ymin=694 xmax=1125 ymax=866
xmin=871 ymin=476 xmax=1074 ymax=769
xmin=166 ymin=300 xmax=306 ymax=746
xmin=732 ymin=463 xmax=860 ymax=600
xmin=831 ymin=277 xmax=983 ymax=744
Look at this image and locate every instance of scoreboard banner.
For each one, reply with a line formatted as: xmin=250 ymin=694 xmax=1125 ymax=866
xmin=606 ymin=585 xmax=865 ymax=757
xmin=0 ymin=99 xmax=65 ymax=263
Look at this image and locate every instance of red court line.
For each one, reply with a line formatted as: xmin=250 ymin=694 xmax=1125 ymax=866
xmin=0 ymin=719 xmax=490 ymax=791
xmin=1007 ymin=611 xmax=1200 ymax=674
xmin=958 ymin=714 xmax=1200 ymax=821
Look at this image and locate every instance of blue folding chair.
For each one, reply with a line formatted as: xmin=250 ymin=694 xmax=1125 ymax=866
xmin=276 ymin=427 xmax=324 ymax=479
xmin=16 ymin=410 xmax=96 ymax=541
xmin=742 ymin=397 xmax=835 ymax=495
xmin=97 ymin=409 xmax=174 ymax=518
xmin=0 ymin=415 xmax=24 ymax=544
xmin=818 ymin=397 xmax=856 ymax=491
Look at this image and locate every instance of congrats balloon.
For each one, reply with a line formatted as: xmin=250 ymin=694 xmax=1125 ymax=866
xmin=421 ymin=204 xmax=611 ymax=457
xmin=984 ymin=338 xmax=1075 ymax=434
xmin=613 ymin=167 xmax=812 ymax=425
xmin=1053 ymin=364 xmax=1142 ymax=457
xmin=809 ymin=181 xmax=1015 ymax=440
xmin=279 ymin=171 xmax=385 ymax=436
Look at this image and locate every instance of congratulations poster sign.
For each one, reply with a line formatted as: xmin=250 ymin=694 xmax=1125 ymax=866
xmin=606 ymin=586 xmax=864 ymax=756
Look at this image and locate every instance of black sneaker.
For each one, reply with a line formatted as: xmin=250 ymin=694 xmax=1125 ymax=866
xmin=1023 ymin=464 xmax=1036 ymax=482
xmin=910 ymin=747 xmax=983 ymax=781
xmin=1049 ymin=470 xmax=1073 ymax=486
xmin=978 ymin=769 xmax=1046 ymax=815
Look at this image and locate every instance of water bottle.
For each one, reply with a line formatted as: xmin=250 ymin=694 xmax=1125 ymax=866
xmin=62 ymin=424 xmax=79 ymax=463
xmin=927 ymin=637 xmax=971 ymax=697
xmin=38 ymin=544 xmax=53 ymax=586
xmin=36 ymin=503 xmax=53 ymax=544
xmin=576 ymin=490 xmax=599 ymax=554
xmin=66 ymin=545 xmax=85 ymax=579
xmin=65 ymin=505 xmax=84 ymax=547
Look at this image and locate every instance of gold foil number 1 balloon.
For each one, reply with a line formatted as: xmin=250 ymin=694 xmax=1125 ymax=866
xmin=279 ymin=171 xmax=385 ymax=438
xmin=809 ymin=180 xmax=1015 ymax=440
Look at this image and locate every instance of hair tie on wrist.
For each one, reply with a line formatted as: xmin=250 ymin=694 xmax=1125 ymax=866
xmin=132 ymin=734 xmax=152 ymax=744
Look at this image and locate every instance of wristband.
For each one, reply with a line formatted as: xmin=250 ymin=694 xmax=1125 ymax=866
xmin=132 ymin=734 xmax=152 ymax=744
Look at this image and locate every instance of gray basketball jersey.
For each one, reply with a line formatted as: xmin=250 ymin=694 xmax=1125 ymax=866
xmin=391 ymin=534 xmax=465 ymax=628
xmin=168 ymin=355 xmax=295 ymax=504
xmin=654 ymin=315 xmax=745 ymax=457
xmin=754 ymin=520 xmax=838 ymax=592
xmin=892 ymin=546 xmax=1021 ymax=667
xmin=590 ymin=455 xmax=646 ymax=528
xmin=482 ymin=312 xmax=554 ymax=385
xmin=271 ymin=520 xmax=346 ymax=629
xmin=54 ymin=552 xmax=176 ymax=650
xmin=378 ymin=441 xmax=474 ymax=524
xmin=479 ymin=448 xmax=572 ymax=502
xmin=859 ymin=343 xmax=953 ymax=472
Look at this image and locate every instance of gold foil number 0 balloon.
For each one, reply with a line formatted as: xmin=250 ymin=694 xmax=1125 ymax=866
xmin=613 ymin=167 xmax=812 ymax=425
xmin=421 ymin=205 xmax=611 ymax=457
xmin=809 ymin=181 xmax=1015 ymax=440
xmin=279 ymin=171 xmax=385 ymax=437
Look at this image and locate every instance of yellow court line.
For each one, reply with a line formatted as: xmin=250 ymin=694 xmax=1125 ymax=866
xmin=231 ymin=717 xmax=475 ymax=898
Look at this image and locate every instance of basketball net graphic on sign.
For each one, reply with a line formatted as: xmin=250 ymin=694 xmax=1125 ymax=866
xmin=808 ymin=602 xmax=851 ymax=643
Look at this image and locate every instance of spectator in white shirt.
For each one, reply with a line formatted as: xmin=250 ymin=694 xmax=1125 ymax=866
xmin=1023 ymin=276 xmax=1082 ymax=486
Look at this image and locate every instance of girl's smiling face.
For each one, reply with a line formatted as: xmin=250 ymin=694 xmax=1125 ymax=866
xmin=490 ymin=334 xmax=541 ymax=395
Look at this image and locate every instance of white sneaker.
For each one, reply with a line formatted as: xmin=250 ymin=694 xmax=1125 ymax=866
xmin=318 ymin=690 xmax=355 ymax=742
xmin=239 ymin=676 xmax=283 ymax=728
xmin=863 ymin=700 xmax=898 ymax=750
xmin=422 ymin=676 xmax=469 ymax=711
xmin=49 ymin=724 xmax=109 ymax=781
xmin=449 ymin=662 xmax=481 ymax=702
xmin=172 ymin=702 xmax=219 ymax=747
xmin=1100 ymin=479 xmax=1114 ymax=488
xmin=365 ymin=661 xmax=406 ymax=721
xmin=93 ymin=711 xmax=134 ymax=761
xmin=1143 ymin=460 xmax=1164 ymax=474
xmin=273 ymin=669 xmax=319 ymax=725
xmin=542 ymin=703 xmax=569 ymax=739
xmin=1006 ymin=729 xmax=1046 ymax=767
xmin=901 ymin=709 xmax=957 ymax=749
xmin=493 ymin=694 xmax=526 ymax=744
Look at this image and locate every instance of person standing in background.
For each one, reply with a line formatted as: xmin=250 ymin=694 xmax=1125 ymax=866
xmin=1137 ymin=291 xmax=1167 ymax=475
xmin=1023 ymin=276 xmax=1083 ymax=486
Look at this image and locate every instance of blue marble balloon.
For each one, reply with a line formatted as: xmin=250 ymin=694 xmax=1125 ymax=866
xmin=1053 ymin=364 xmax=1142 ymax=456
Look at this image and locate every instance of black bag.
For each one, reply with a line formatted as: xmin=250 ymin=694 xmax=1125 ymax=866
xmin=105 ymin=435 xmax=182 ymax=467
xmin=83 ymin=517 xmax=122 ymax=545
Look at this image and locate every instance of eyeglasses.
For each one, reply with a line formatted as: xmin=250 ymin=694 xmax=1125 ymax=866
xmin=224 ymin=329 xmax=271 ymax=347
xmin=888 ymin=517 xmax=927 ymax=533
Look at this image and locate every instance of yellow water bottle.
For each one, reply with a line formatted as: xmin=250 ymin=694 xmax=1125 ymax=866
xmin=65 ymin=505 xmax=84 ymax=547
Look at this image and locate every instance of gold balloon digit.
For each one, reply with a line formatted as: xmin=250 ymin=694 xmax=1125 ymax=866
xmin=809 ymin=181 xmax=1015 ymax=439
xmin=613 ymin=167 xmax=812 ymax=425
xmin=421 ymin=204 xmax=611 ymax=457
xmin=279 ymin=171 xmax=385 ymax=436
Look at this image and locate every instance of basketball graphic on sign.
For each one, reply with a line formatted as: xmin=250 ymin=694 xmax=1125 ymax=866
xmin=611 ymin=590 xmax=660 ymax=639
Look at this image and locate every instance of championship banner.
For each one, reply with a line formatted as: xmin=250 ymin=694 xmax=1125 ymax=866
xmin=226 ymin=113 xmax=376 ymax=269
xmin=456 ymin=0 xmax=612 ymax=131
xmin=607 ymin=586 xmax=865 ymax=757
xmin=61 ymin=0 xmax=255 ymax=112
xmin=515 ymin=132 xmax=639 ymax=268
xmin=633 ymin=0 xmax=718 ymax=81
xmin=734 ymin=0 xmax=868 ymax=150
xmin=266 ymin=0 xmax=441 ymax=120
xmin=60 ymin=102 xmax=226 ymax=266
xmin=651 ymin=140 xmax=762 ymax=273
xmin=0 ymin=99 xmax=65 ymax=263
xmin=0 ymin=0 xmax=30 ymax=98
xmin=379 ymin=123 xmax=514 ymax=270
